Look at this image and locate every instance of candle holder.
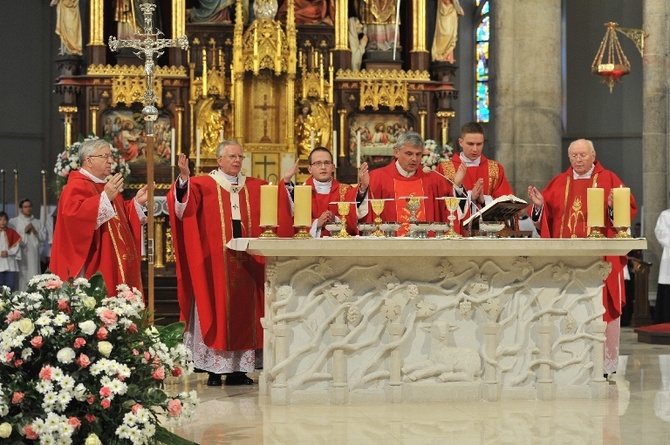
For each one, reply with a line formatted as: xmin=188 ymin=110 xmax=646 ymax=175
xmin=293 ymin=225 xmax=312 ymax=239
xmin=614 ymin=226 xmax=632 ymax=239
xmin=335 ymin=202 xmax=352 ymax=238
xmin=587 ymin=226 xmax=606 ymax=238
xmin=259 ymin=225 xmax=278 ymax=238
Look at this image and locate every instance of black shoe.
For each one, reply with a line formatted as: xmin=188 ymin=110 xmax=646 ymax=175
xmin=194 ymin=367 xmax=207 ymax=373
xmin=224 ymin=372 xmax=254 ymax=386
xmin=207 ymin=373 xmax=222 ymax=386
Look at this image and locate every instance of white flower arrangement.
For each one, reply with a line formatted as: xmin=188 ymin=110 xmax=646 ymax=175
xmin=0 ymin=274 xmax=197 ymax=445
xmin=422 ymin=139 xmax=454 ymax=173
xmin=54 ymin=136 xmax=131 ymax=196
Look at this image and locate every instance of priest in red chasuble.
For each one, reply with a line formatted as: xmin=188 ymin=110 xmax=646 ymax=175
xmin=368 ymin=132 xmax=455 ymax=236
xmin=279 ymin=147 xmax=370 ymax=237
xmin=527 ymin=138 xmax=637 ymax=376
xmin=50 ymin=139 xmax=148 ymax=294
xmin=168 ymin=141 xmax=268 ymax=387
xmin=436 ymin=121 xmax=514 ymax=214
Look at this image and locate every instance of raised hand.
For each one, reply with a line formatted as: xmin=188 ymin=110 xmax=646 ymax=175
xmin=104 ymin=173 xmax=125 ymax=201
xmin=358 ymin=162 xmax=370 ymax=191
xmin=178 ymin=153 xmax=190 ymax=182
xmin=453 ymin=163 xmax=467 ymax=188
xmin=527 ymin=185 xmax=545 ymax=208
xmin=283 ymin=160 xmax=299 ymax=184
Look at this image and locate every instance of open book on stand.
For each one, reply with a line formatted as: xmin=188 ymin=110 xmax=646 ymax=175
xmin=462 ymin=194 xmax=529 ymax=228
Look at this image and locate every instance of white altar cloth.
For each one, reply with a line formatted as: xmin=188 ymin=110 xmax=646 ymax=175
xmin=230 ymin=238 xmax=647 ymax=405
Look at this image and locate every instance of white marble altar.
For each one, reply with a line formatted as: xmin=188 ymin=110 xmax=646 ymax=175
xmin=230 ymin=238 xmax=647 ymax=405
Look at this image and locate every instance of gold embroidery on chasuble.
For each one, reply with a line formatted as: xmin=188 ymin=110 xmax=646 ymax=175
xmin=487 ymin=161 xmax=500 ymax=193
xmin=339 ymin=183 xmax=352 ymax=202
xmin=559 ymin=174 xmax=599 ymax=238
xmin=393 ymin=178 xmax=427 ymax=235
xmin=442 ymin=161 xmax=456 ymax=182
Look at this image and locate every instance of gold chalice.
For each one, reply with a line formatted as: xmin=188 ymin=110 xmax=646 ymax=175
xmin=335 ymin=201 xmax=352 ymax=238
xmin=444 ymin=197 xmax=462 ymax=238
xmin=406 ymin=196 xmax=422 ymax=224
xmin=370 ymin=199 xmax=385 ymax=237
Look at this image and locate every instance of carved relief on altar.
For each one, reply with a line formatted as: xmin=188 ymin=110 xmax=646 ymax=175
xmin=262 ymin=253 xmax=611 ymax=403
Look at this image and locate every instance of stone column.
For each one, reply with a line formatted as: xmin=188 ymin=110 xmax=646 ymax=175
xmin=642 ymin=0 xmax=668 ymax=286
xmin=490 ymin=0 xmax=562 ymax=194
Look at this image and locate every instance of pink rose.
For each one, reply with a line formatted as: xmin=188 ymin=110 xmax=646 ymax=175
xmin=121 ymin=289 xmax=135 ymax=300
xmin=99 ymin=310 xmax=117 ymax=326
xmin=127 ymin=323 xmax=138 ymax=334
xmin=4 ymin=352 xmax=14 ymax=362
xmin=87 ymin=395 xmax=95 ymax=405
xmin=12 ymin=392 xmax=25 ymax=404
xmin=85 ymin=414 xmax=96 ymax=423
xmin=96 ymin=327 xmax=108 ymax=340
xmin=6 ymin=310 xmax=22 ymax=323
xmin=77 ymin=354 xmax=91 ymax=368
xmin=99 ymin=387 xmax=111 ymax=398
xmin=45 ymin=280 xmax=62 ymax=290
xmin=24 ymin=424 xmax=38 ymax=440
xmin=153 ymin=367 xmax=165 ymax=381
xmin=64 ymin=324 xmax=75 ymax=332
xmin=30 ymin=336 xmax=43 ymax=348
xmin=101 ymin=399 xmax=111 ymax=409
xmin=39 ymin=366 xmax=53 ymax=381
xmin=132 ymin=349 xmax=139 ymax=356
xmin=172 ymin=367 xmax=183 ymax=377
xmin=131 ymin=403 xmax=143 ymax=414
xmin=68 ymin=417 xmax=81 ymax=429
xmin=74 ymin=338 xmax=86 ymax=349
xmin=57 ymin=299 xmax=70 ymax=311
xmin=167 ymin=399 xmax=182 ymax=417
xmin=13 ymin=359 xmax=22 ymax=367
xmin=12 ymin=391 xmax=26 ymax=405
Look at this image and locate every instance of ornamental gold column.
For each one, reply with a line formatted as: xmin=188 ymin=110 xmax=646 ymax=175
xmin=410 ymin=0 xmax=429 ymax=70
xmin=436 ymin=110 xmax=455 ymax=148
xmin=58 ymin=105 xmax=78 ymax=149
xmin=333 ymin=0 xmax=350 ymax=70
xmin=88 ymin=0 xmax=105 ymax=64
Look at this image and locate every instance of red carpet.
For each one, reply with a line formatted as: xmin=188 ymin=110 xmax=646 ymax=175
xmin=634 ymin=323 xmax=670 ymax=333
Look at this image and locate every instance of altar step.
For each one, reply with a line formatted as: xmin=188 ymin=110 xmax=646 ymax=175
xmin=142 ymin=265 xmax=180 ymax=326
xmin=634 ymin=322 xmax=670 ymax=345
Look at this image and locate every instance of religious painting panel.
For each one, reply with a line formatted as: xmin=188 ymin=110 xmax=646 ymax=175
xmin=101 ymin=109 xmax=174 ymax=165
xmin=251 ymin=153 xmax=280 ymax=183
xmin=349 ymin=113 xmax=414 ymax=167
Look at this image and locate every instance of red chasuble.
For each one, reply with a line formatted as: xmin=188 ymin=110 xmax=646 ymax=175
xmin=50 ymin=170 xmax=143 ymax=294
xmin=537 ymin=162 xmax=638 ymax=321
xmin=306 ymin=177 xmax=360 ymax=236
xmin=167 ymin=172 xmax=265 ymax=351
xmin=368 ymin=162 xmax=452 ymax=235
xmin=437 ymin=154 xmax=513 ymax=200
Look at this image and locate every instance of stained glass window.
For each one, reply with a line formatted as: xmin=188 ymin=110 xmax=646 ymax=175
xmin=475 ymin=1 xmax=490 ymax=122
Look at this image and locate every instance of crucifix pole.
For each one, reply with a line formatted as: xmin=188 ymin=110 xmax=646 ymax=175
xmin=109 ymin=1 xmax=188 ymax=322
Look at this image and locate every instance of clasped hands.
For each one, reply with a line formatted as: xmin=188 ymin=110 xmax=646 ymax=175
xmin=453 ymin=164 xmax=485 ymax=204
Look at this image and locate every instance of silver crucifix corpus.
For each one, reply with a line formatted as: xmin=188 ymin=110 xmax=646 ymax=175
xmin=108 ymin=2 xmax=189 ymax=132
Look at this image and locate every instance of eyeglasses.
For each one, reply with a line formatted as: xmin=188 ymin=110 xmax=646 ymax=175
xmin=569 ymin=153 xmax=590 ymax=159
xmin=310 ymin=161 xmax=333 ymax=167
xmin=221 ymin=154 xmax=246 ymax=161
xmin=89 ymin=153 xmax=113 ymax=160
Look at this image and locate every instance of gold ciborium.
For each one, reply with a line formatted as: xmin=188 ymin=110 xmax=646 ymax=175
xmin=405 ymin=196 xmax=422 ymax=224
xmin=370 ymin=199 xmax=385 ymax=237
xmin=335 ymin=202 xmax=352 ymax=238
xmin=444 ymin=197 xmax=463 ymax=238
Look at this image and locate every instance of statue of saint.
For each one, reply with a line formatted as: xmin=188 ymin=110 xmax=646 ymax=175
xmin=431 ymin=0 xmax=465 ymax=63
xmin=348 ymin=17 xmax=368 ymax=71
xmin=277 ymin=0 xmax=334 ymax=26
xmin=187 ymin=0 xmax=235 ymax=24
xmin=50 ymin=0 xmax=82 ymax=56
xmin=295 ymin=102 xmax=322 ymax=159
xmin=357 ymin=0 xmax=398 ymax=51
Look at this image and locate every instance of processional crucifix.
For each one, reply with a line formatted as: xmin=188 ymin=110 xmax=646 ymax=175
xmin=109 ymin=1 xmax=188 ymax=321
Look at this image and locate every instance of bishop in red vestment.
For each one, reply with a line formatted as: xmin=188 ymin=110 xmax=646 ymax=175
xmin=168 ymin=141 xmax=265 ymax=386
xmin=527 ymin=139 xmax=637 ymax=375
xmin=368 ymin=132 xmax=453 ymax=235
xmin=279 ymin=147 xmax=369 ymax=237
xmin=50 ymin=139 xmax=147 ymax=294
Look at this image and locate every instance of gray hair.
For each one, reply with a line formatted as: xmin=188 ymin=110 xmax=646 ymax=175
xmin=79 ymin=139 xmax=113 ymax=164
xmin=568 ymin=138 xmax=595 ymax=154
xmin=216 ymin=140 xmax=243 ymax=157
xmin=394 ymin=131 xmax=424 ymax=151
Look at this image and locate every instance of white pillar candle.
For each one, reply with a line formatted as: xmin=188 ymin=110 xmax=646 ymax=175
xmin=356 ymin=130 xmax=361 ymax=168
xmin=294 ymin=185 xmax=312 ymax=227
xmin=220 ymin=128 xmax=224 ymax=143
xmin=196 ymin=128 xmax=202 ymax=171
xmin=170 ymin=128 xmax=176 ymax=167
xmin=260 ymin=184 xmax=278 ymax=226
xmin=586 ymin=188 xmax=604 ymax=227
xmin=333 ymin=130 xmax=337 ymax=168
xmin=310 ymin=130 xmax=315 ymax=150
xmin=613 ymin=187 xmax=631 ymax=227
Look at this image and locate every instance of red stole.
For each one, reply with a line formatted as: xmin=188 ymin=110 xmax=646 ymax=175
xmin=393 ymin=180 xmax=427 ymax=236
xmin=306 ymin=177 xmax=358 ymax=236
xmin=0 ymin=227 xmax=20 ymax=249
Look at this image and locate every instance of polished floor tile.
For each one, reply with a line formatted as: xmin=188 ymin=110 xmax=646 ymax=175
xmin=166 ymin=328 xmax=670 ymax=444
